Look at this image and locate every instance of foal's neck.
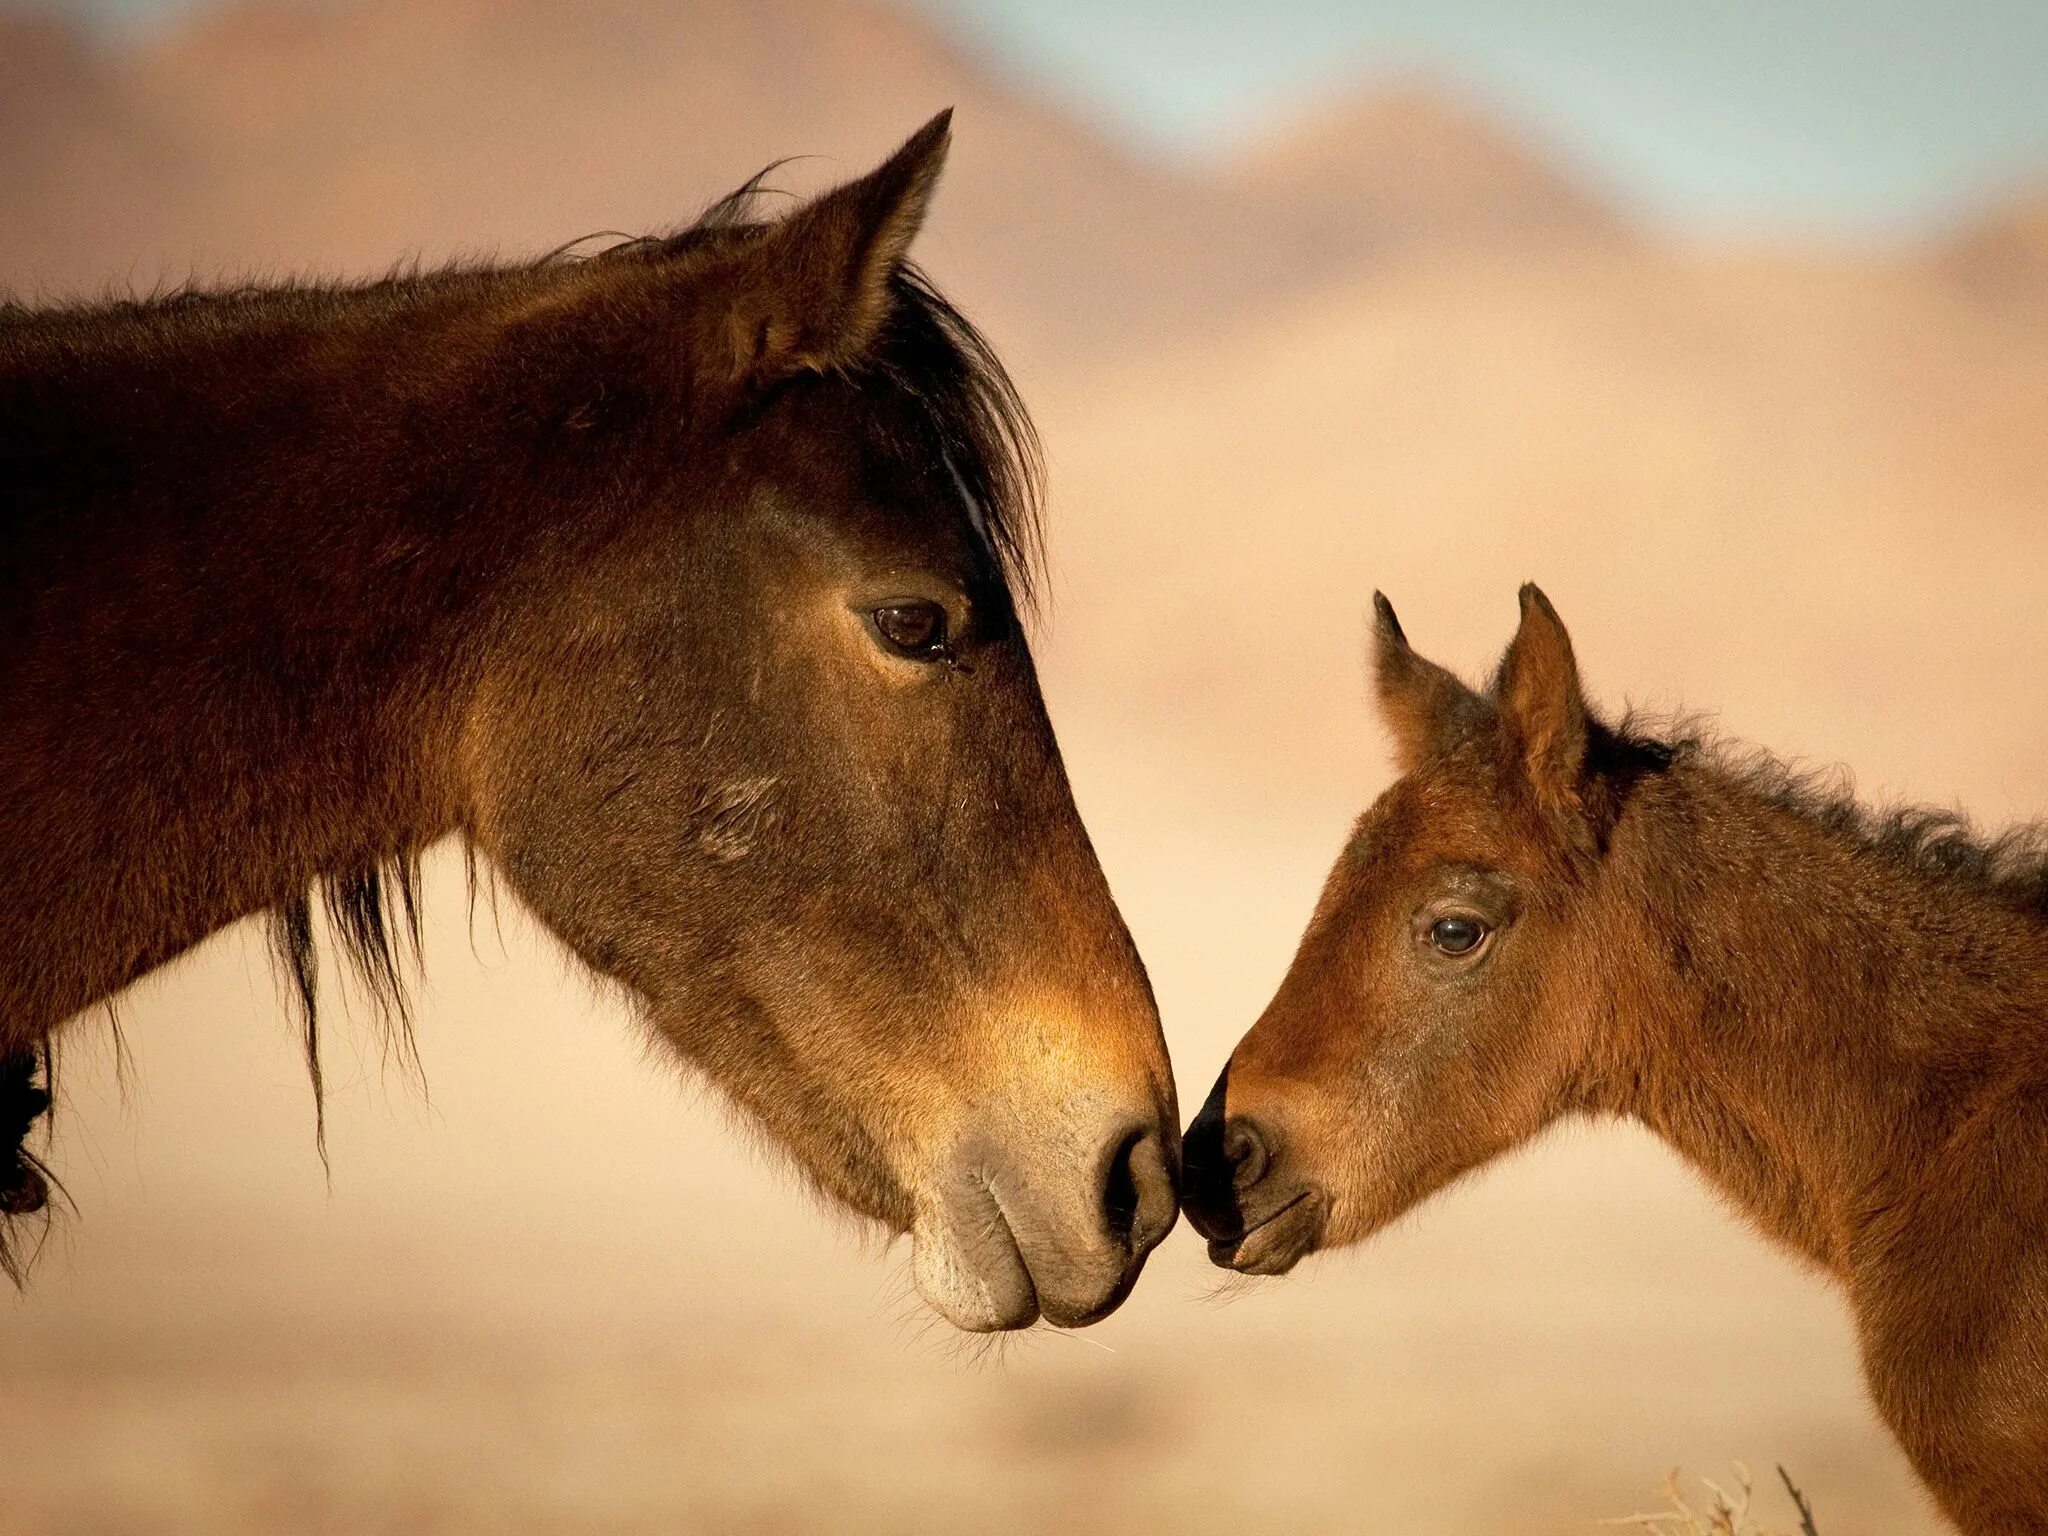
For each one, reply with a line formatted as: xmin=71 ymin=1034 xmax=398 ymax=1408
xmin=1596 ymin=759 xmax=2048 ymax=1274
xmin=1 ymin=285 xmax=532 ymax=1043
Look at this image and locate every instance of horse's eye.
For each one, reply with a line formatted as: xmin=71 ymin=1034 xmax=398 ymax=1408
xmin=1428 ymin=916 xmax=1489 ymax=956
xmin=870 ymin=600 xmax=949 ymax=660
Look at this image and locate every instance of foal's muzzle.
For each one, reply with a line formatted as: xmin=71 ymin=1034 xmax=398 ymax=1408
xmin=1182 ymin=1068 xmax=1326 ymax=1275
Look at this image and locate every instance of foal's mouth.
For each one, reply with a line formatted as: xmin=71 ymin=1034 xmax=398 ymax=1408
xmin=1207 ymin=1187 xmax=1325 ymax=1276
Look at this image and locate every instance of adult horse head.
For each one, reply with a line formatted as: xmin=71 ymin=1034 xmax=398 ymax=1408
xmin=0 ymin=114 xmax=1178 ymax=1329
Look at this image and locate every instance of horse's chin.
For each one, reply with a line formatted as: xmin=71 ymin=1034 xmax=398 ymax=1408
xmin=908 ymin=1149 xmax=1046 ymax=1330
xmin=910 ymin=1201 xmax=1041 ymax=1333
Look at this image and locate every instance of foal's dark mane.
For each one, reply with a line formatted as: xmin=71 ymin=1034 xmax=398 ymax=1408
xmin=1615 ymin=712 xmax=2048 ymax=919
xmin=2 ymin=173 xmax=1043 ymax=1201
xmin=1431 ymin=654 xmax=2048 ymax=921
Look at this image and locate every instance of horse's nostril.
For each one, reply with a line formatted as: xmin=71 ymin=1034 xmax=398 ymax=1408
xmin=1102 ymin=1123 xmax=1177 ymax=1256
xmin=1104 ymin=1129 xmax=1140 ymax=1242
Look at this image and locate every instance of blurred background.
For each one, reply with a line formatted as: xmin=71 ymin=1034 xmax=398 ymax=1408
xmin=5 ymin=1 xmax=2047 ymax=1531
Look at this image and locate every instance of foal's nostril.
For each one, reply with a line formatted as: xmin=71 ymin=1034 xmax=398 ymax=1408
xmin=1181 ymin=1070 xmax=1283 ymax=1243
xmin=1102 ymin=1123 xmax=1178 ymax=1257
xmin=1222 ymin=1117 xmax=1269 ymax=1191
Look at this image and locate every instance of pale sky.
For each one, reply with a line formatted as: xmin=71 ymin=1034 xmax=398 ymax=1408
xmin=23 ymin=0 xmax=2048 ymax=234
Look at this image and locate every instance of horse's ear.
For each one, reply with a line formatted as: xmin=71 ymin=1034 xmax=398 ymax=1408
xmin=725 ymin=110 xmax=951 ymax=384
xmin=1373 ymin=593 xmax=1482 ymax=771
xmin=1494 ymin=584 xmax=1591 ymax=820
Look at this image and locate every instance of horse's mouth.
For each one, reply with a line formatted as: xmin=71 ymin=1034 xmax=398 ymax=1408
xmin=910 ymin=1166 xmax=1041 ymax=1332
xmin=911 ymin=1151 xmax=1164 ymax=1332
xmin=965 ymin=1171 xmax=1045 ymax=1330
xmin=1207 ymin=1187 xmax=1325 ymax=1275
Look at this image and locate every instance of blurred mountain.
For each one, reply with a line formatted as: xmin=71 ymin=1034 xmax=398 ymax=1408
xmin=1223 ymin=80 xmax=1630 ymax=278
xmin=4 ymin=0 xmax=1632 ymax=363
xmin=1939 ymin=187 xmax=2048 ymax=304
xmin=1034 ymin=243 xmax=2048 ymax=815
xmin=0 ymin=12 xmax=189 ymax=273
xmin=0 ymin=0 xmax=1206 ymax=361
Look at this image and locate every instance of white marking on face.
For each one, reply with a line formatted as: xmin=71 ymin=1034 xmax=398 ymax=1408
xmin=688 ymin=775 xmax=780 ymax=861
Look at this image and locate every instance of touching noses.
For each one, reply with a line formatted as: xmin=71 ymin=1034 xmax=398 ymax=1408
xmin=1180 ymin=1068 xmax=1268 ymax=1244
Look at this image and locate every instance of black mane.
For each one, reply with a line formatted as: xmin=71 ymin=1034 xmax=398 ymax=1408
xmin=3 ymin=180 xmax=1044 ymax=603
xmin=584 ymin=176 xmax=1043 ymax=602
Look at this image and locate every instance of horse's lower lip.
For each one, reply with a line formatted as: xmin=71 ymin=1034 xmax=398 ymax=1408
xmin=968 ymin=1175 xmax=1044 ymax=1330
xmin=980 ymin=1184 xmax=1156 ymax=1330
xmin=1207 ymin=1188 xmax=1321 ymax=1274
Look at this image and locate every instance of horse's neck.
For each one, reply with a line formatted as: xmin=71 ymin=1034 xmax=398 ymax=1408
xmin=0 ymin=304 xmax=485 ymax=1046
xmin=1595 ymin=766 xmax=2048 ymax=1274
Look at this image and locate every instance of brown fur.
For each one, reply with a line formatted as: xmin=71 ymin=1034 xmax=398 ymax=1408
xmin=0 ymin=114 xmax=1178 ymax=1331
xmin=1187 ymin=585 xmax=2048 ymax=1530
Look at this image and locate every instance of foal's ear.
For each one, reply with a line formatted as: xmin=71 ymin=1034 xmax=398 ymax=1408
xmin=1494 ymin=584 xmax=1590 ymax=816
xmin=1372 ymin=593 xmax=1482 ymax=771
xmin=725 ymin=110 xmax=951 ymax=383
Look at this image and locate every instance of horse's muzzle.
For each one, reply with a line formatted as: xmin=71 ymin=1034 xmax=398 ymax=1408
xmin=911 ymin=1112 xmax=1179 ymax=1330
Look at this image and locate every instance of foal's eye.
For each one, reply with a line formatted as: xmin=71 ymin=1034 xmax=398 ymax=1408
xmin=1428 ymin=916 xmax=1489 ymax=956
xmin=870 ymin=600 xmax=950 ymax=661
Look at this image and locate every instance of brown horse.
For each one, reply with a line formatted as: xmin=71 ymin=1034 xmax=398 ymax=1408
xmin=0 ymin=113 xmax=1179 ymax=1332
xmin=1186 ymin=586 xmax=2048 ymax=1532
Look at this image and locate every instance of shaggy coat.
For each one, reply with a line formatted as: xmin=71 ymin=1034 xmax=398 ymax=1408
xmin=1189 ymin=586 xmax=2048 ymax=1532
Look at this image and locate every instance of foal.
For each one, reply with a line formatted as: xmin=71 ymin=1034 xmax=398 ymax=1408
xmin=1186 ymin=586 xmax=2048 ymax=1533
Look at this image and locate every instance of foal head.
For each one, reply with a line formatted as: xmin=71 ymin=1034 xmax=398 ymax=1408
xmin=442 ymin=117 xmax=1175 ymax=1327
xmin=1183 ymin=587 xmax=1656 ymax=1273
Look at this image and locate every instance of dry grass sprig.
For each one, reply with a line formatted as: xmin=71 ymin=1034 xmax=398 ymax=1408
xmin=1605 ymin=1464 xmax=1820 ymax=1536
